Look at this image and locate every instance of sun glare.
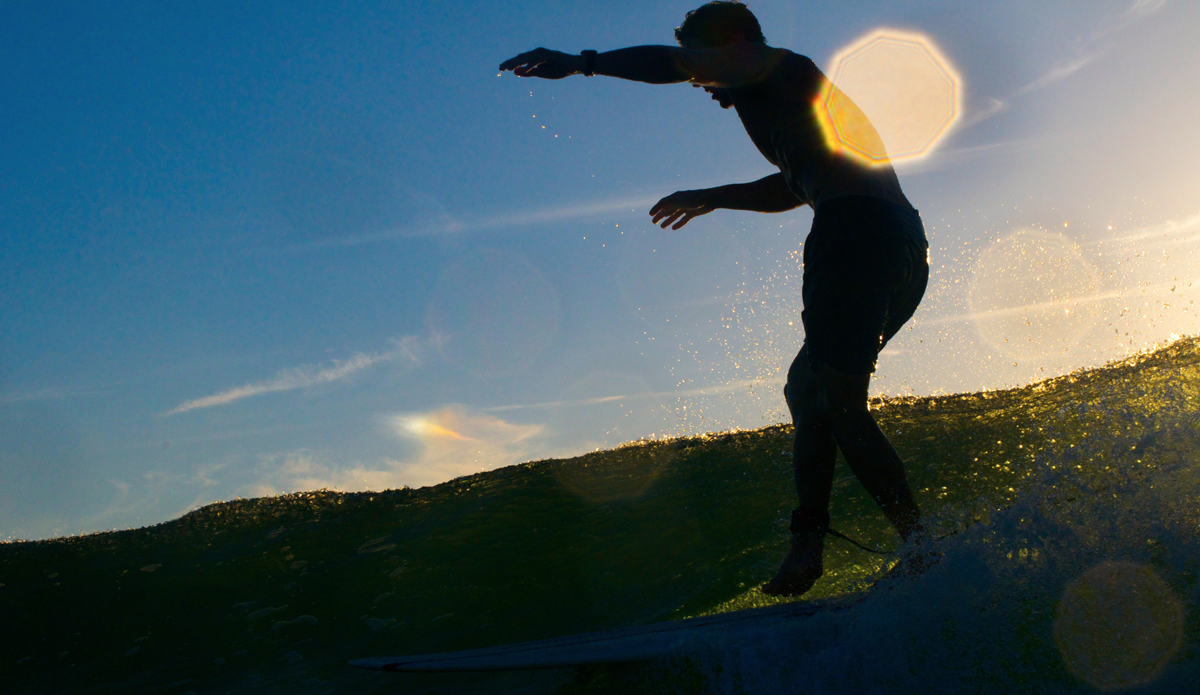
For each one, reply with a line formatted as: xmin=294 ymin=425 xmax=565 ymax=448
xmin=402 ymin=416 xmax=469 ymax=440
xmin=817 ymin=29 xmax=961 ymax=166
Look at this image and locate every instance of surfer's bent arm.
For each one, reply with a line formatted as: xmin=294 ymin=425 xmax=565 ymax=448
xmin=650 ymin=174 xmax=803 ymax=230
xmin=705 ymin=174 xmax=803 ymax=212
xmin=499 ymin=44 xmax=773 ymax=86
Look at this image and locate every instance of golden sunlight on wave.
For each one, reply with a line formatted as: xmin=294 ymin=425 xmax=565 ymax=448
xmin=817 ymin=28 xmax=961 ymax=166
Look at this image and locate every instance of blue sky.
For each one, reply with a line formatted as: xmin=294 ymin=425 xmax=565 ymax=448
xmin=3 ymin=0 xmax=1199 ymax=540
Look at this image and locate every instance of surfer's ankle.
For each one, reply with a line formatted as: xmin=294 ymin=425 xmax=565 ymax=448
xmin=884 ymin=501 xmax=923 ymax=541
xmin=789 ymin=506 xmax=830 ymax=535
xmin=790 ymin=529 xmax=825 ymax=559
xmin=761 ymin=529 xmax=824 ymax=596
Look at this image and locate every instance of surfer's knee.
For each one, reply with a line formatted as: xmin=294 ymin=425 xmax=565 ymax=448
xmin=783 ymin=378 xmax=803 ymax=413
xmin=785 ymin=348 xmax=815 ymax=405
xmin=784 ymin=362 xmax=820 ymax=420
xmin=813 ymin=363 xmax=870 ymax=420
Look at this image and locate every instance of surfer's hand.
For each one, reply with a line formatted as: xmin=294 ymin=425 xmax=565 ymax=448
xmin=499 ymin=48 xmax=584 ymax=79
xmin=650 ymin=190 xmax=716 ymax=230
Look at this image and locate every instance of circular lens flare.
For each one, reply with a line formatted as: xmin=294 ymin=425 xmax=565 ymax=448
xmin=1054 ymin=561 xmax=1183 ymax=690
xmin=968 ymin=229 xmax=1102 ymax=363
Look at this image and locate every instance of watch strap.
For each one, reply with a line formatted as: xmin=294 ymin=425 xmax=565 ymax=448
xmin=581 ymin=50 xmax=597 ymax=77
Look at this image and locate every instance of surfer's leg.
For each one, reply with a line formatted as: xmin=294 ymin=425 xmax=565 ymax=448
xmin=762 ymin=347 xmax=834 ymax=597
xmin=785 ymin=346 xmax=837 ymax=515
xmin=814 ymin=362 xmax=922 ymax=541
xmin=798 ymin=198 xmax=929 ymax=541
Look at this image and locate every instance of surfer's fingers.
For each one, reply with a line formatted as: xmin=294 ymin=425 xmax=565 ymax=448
xmin=672 ymin=205 xmax=713 ymax=229
xmin=513 ymin=61 xmax=552 ymax=77
xmin=650 ymin=204 xmax=677 ymax=225
xmin=671 ymin=212 xmax=696 ymax=230
xmin=650 ymin=191 xmax=692 ymax=220
xmin=499 ymin=48 xmax=549 ymax=72
xmin=651 ymin=201 xmax=682 ymax=225
xmin=659 ymin=210 xmax=686 ymax=228
xmin=655 ymin=208 xmax=681 ymax=227
xmin=499 ymin=58 xmax=529 ymax=72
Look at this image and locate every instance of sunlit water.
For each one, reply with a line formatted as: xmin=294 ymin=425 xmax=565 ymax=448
xmin=665 ymin=343 xmax=1200 ymax=694
xmin=690 ymin=469 xmax=1198 ymax=694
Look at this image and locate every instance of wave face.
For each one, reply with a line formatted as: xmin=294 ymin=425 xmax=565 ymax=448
xmin=685 ymin=339 xmax=1200 ymax=695
xmin=3 ymin=340 xmax=1200 ymax=694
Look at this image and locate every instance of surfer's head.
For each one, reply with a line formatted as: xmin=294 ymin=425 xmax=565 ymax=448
xmin=694 ymin=84 xmax=734 ymax=109
xmin=677 ymin=2 xmax=762 ymax=110
xmin=675 ymin=1 xmax=765 ymax=49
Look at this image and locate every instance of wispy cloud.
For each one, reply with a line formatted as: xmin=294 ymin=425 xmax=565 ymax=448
xmin=242 ymin=405 xmax=552 ymax=495
xmin=1015 ymin=0 xmax=1169 ymax=97
xmin=1108 ymin=0 xmax=1166 ymax=31
xmin=0 ymin=384 xmax=108 ymax=405
xmin=894 ymin=135 xmax=1065 ymax=174
xmin=957 ymin=97 xmax=1008 ymax=129
xmin=927 ymin=210 xmax=1200 ymax=326
xmin=930 ymin=273 xmax=1200 ymax=327
xmin=301 ymin=195 xmax=659 ymax=250
xmin=242 ymin=380 xmax=786 ymax=498
xmin=482 ymin=377 xmax=777 ymax=413
xmin=163 ymin=335 xmax=436 ymax=416
xmin=1016 ymin=53 xmax=1102 ymax=95
xmin=164 ymin=352 xmax=388 ymax=416
xmin=925 ymin=281 xmax=1174 ymax=325
xmin=901 ymin=0 xmax=1168 ymax=139
xmin=1086 ymin=211 xmax=1200 ymax=247
xmin=88 ymin=454 xmax=251 ymax=531
xmin=1128 ymin=0 xmax=1168 ymax=17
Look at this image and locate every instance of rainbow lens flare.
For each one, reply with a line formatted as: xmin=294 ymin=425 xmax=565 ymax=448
xmin=816 ymin=29 xmax=961 ymax=166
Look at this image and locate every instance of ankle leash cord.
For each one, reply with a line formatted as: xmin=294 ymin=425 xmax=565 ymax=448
xmin=825 ymin=527 xmax=897 ymax=555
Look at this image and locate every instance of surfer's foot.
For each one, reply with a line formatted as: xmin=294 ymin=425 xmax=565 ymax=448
xmin=761 ymin=531 xmax=824 ymax=597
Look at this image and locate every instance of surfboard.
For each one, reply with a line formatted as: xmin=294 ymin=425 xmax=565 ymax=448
xmin=349 ymin=592 xmax=866 ymax=672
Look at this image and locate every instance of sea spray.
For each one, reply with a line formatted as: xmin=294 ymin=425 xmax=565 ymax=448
xmin=682 ymin=374 xmax=1200 ymax=695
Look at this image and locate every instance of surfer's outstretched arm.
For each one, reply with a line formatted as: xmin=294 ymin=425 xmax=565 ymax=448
xmin=499 ymin=44 xmax=774 ymax=86
xmin=650 ymin=174 xmax=803 ymax=229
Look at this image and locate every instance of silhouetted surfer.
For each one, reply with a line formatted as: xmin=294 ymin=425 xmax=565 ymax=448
xmin=501 ymin=1 xmax=931 ymax=596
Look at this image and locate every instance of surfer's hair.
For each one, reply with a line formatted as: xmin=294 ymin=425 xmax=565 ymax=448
xmin=675 ymin=1 xmax=766 ymax=47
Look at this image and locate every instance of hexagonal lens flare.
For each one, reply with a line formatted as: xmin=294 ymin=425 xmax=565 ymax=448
xmin=815 ymin=29 xmax=962 ymax=167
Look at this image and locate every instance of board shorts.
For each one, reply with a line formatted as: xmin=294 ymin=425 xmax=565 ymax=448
xmin=797 ymin=195 xmax=929 ymax=375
